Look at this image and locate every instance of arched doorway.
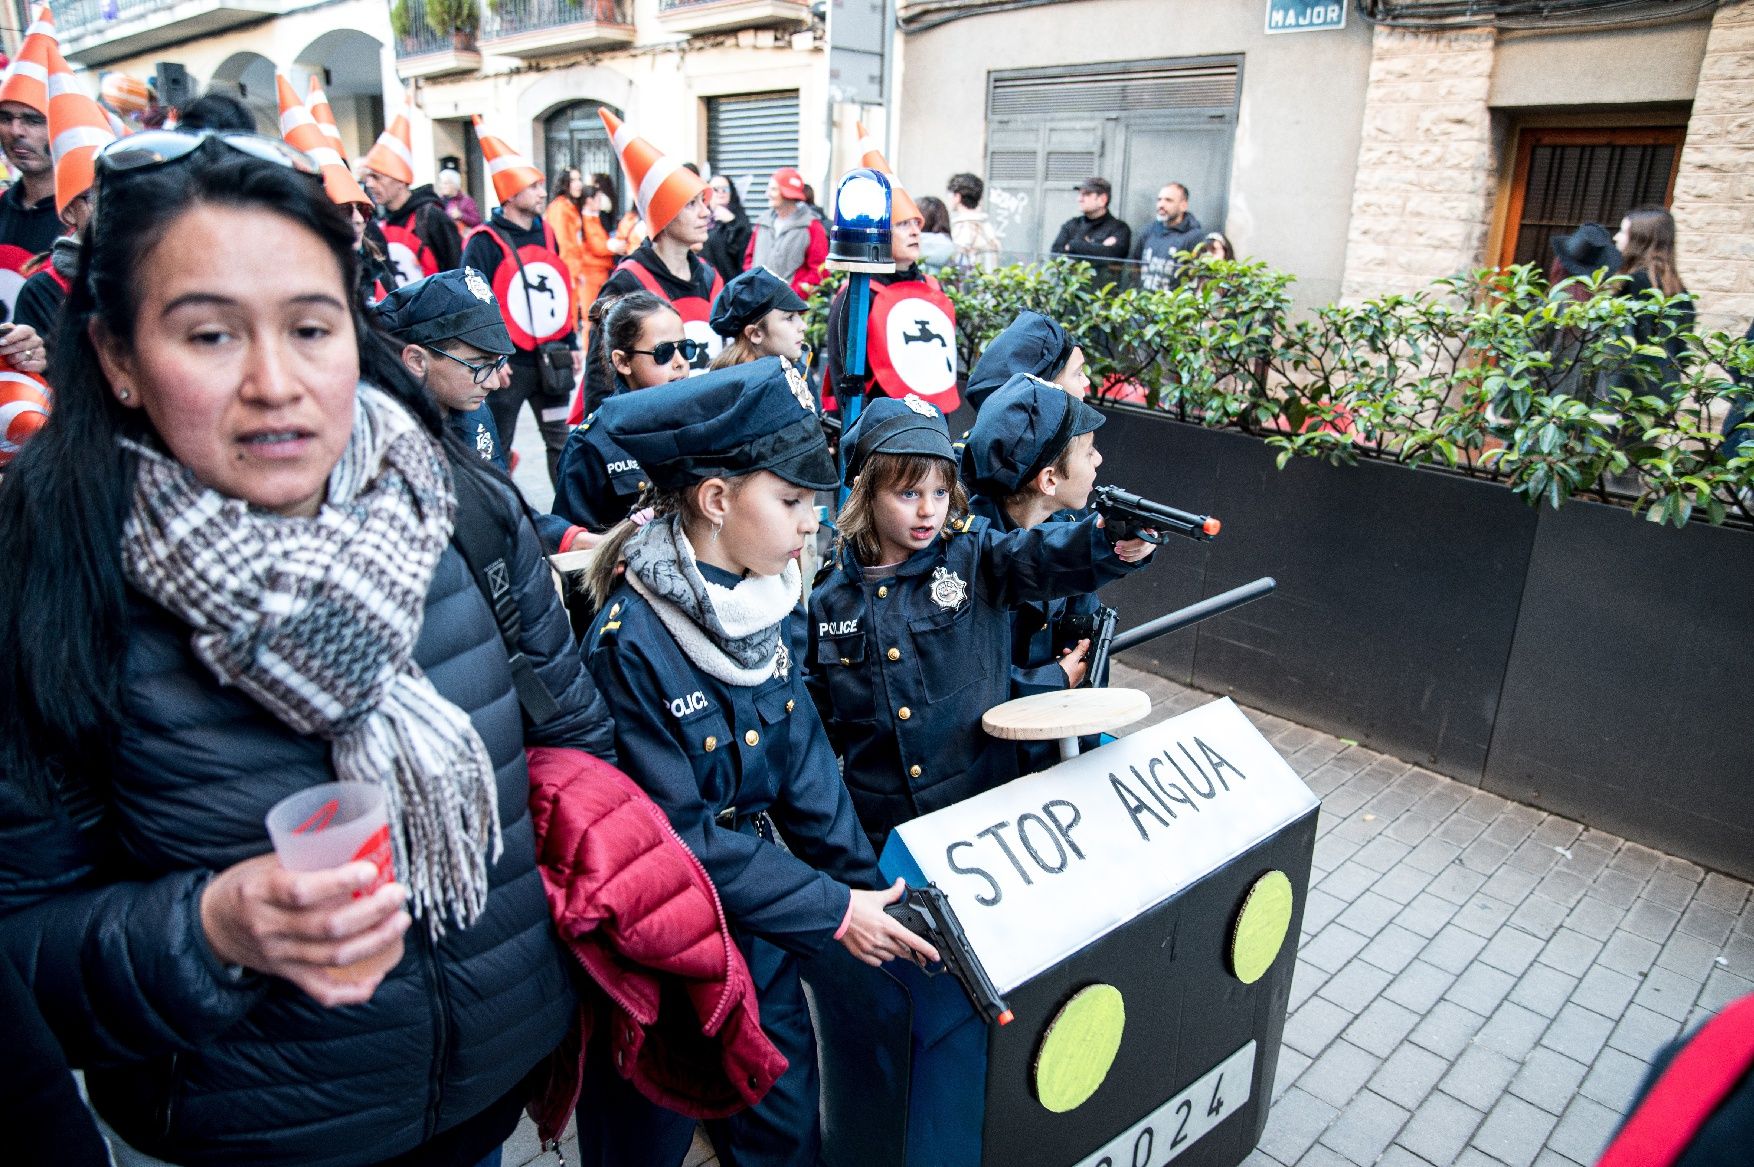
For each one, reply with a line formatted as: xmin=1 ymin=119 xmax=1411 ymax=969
xmin=209 ymin=51 xmax=276 ymax=132
xmin=293 ymin=30 xmax=390 ymax=160
xmin=543 ymin=101 xmax=623 ymax=210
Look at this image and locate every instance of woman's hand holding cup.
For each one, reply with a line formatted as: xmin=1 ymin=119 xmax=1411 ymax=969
xmin=200 ymin=855 xmax=410 ymax=1008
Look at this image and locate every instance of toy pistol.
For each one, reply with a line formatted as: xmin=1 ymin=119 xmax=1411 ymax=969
xmin=1092 ymin=484 xmax=1222 ymax=544
xmin=885 ymin=882 xmax=1014 ymax=1026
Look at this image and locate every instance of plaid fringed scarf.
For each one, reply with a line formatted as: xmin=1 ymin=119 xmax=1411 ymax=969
xmin=122 ymin=384 xmax=502 ymax=934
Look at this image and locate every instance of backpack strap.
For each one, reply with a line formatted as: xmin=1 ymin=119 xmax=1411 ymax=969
xmin=451 ymin=467 xmax=563 ymax=724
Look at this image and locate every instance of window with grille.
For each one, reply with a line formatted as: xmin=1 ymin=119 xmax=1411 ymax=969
xmin=1499 ymin=127 xmax=1685 ymax=270
xmin=707 ymin=92 xmax=801 ymax=218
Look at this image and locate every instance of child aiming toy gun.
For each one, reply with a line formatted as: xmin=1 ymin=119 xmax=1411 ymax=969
xmin=1092 ymin=484 xmax=1222 ymax=543
xmin=885 ymin=882 xmax=1014 ymax=1027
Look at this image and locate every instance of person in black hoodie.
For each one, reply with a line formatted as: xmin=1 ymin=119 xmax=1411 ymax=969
xmin=581 ymin=114 xmax=723 ymax=418
xmin=703 ymin=172 xmax=750 ymax=284
xmin=1051 ymin=176 xmax=1132 ymax=264
xmin=461 ymin=153 xmax=580 ymax=486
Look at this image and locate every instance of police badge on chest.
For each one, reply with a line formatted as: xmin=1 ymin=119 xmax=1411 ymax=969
xmin=930 ymin=567 xmax=967 ymax=612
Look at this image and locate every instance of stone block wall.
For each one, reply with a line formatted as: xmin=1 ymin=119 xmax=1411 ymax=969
xmin=1339 ymin=26 xmax=1497 ymax=302
xmin=1671 ymin=0 xmax=1754 ymax=333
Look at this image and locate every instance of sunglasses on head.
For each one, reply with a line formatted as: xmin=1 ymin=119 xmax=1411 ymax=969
xmin=631 ymin=338 xmax=705 ymax=365
xmin=95 ymin=130 xmax=321 ymax=181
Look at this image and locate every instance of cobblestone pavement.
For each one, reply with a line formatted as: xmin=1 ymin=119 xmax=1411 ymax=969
xmin=506 ymin=416 xmax=1751 ymax=1165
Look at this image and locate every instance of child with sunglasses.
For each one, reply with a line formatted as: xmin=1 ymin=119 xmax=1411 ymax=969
xmin=372 ymin=268 xmax=515 ymax=470
xmin=551 ymin=292 xmax=697 ymax=546
xmin=805 ymin=386 xmax=1153 ymax=853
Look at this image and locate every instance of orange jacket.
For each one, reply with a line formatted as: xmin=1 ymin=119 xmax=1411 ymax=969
xmin=544 ymin=198 xmax=587 ymax=328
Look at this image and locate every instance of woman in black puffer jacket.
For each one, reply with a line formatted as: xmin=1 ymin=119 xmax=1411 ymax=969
xmin=0 ymin=134 xmax=615 ymax=1167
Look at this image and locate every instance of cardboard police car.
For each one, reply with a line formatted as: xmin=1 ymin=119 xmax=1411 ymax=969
xmin=809 ymin=698 xmax=1320 ymax=1167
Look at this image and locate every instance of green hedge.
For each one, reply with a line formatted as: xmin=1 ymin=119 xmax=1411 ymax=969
xmin=806 ymin=258 xmax=1754 ymax=527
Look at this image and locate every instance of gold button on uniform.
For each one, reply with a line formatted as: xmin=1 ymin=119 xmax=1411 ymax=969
xmin=745 ymin=730 xmax=760 ymax=747
xmin=877 ymin=586 xmax=888 ymax=598
xmin=703 ymin=736 xmax=717 ymax=752
xmin=638 ymin=481 xmax=648 ymax=491
xmin=898 ymin=706 xmax=911 ymax=721
xmin=909 ymin=765 xmax=921 ymax=778
xmin=785 ymin=699 xmax=795 ymax=713
xmin=886 ymin=647 xmax=901 ymax=662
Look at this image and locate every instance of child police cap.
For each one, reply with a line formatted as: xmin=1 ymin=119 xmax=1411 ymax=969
xmin=602 ymin=356 xmax=837 ymax=492
xmin=965 ymin=311 xmax=1077 ymax=412
xmin=709 ymin=267 xmax=809 ymax=339
xmin=843 ymin=394 xmax=954 ymax=484
xmin=961 ymin=373 xmax=1105 ymax=495
xmin=371 ymin=268 xmax=515 ymax=356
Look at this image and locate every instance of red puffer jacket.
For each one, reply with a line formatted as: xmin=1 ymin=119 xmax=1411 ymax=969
xmin=524 ymin=746 xmax=787 ymax=1144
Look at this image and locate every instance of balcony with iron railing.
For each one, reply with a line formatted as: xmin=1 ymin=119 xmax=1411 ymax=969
xmin=54 ymin=0 xmax=289 ymax=67
xmin=391 ymin=0 xmax=484 ymax=78
xmin=654 ymin=0 xmax=811 ymax=36
xmin=478 ymin=0 xmax=634 ymax=58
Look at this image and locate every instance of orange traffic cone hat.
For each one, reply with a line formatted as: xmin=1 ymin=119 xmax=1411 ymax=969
xmin=99 ymin=71 xmax=150 ymax=117
xmin=854 ymin=120 xmax=920 ymax=225
xmin=473 ymin=116 xmax=543 ymax=204
xmin=0 ymin=5 xmax=58 ymax=115
xmin=277 ymin=74 xmax=368 ymax=209
xmin=599 ymin=108 xmax=705 ymax=236
xmin=361 ymin=106 xmax=415 ymax=185
xmin=307 ymin=75 xmax=347 ymax=158
xmin=0 ymin=360 xmax=50 ymax=468
xmin=46 ymin=43 xmax=114 ymax=214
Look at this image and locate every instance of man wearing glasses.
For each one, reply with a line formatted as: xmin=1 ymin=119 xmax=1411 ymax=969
xmin=373 ymin=267 xmax=515 ymax=471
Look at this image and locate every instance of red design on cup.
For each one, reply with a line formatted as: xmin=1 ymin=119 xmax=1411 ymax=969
xmin=351 ymin=824 xmax=395 ymax=896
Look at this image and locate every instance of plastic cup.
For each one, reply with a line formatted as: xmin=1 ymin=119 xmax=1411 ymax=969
xmin=265 ymin=782 xmax=400 ymax=983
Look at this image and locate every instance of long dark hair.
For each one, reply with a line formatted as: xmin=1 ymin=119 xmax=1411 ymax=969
xmin=597 ymin=290 xmax=679 ymax=384
xmin=0 ymin=139 xmax=448 ymax=807
xmin=1618 ymin=205 xmax=1684 ymax=297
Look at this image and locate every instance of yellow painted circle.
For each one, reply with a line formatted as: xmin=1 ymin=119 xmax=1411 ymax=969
xmin=1231 ymin=870 xmax=1295 ymax=984
xmin=1033 ymin=983 xmax=1126 ymax=1114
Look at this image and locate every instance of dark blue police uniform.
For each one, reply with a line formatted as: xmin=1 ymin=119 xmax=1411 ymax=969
xmin=577 ymin=357 xmax=882 ymax=1167
xmin=805 ymin=394 xmax=1141 ymax=853
xmin=553 ymin=384 xmax=649 ymax=534
xmin=963 ymin=375 xmax=1116 ymax=771
xmin=450 ymin=403 xmax=508 ymax=472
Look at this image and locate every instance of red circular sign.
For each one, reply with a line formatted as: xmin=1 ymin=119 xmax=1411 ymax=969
xmin=0 ymin=243 xmax=35 ymax=321
xmin=867 ymin=280 xmax=960 ymax=413
xmin=491 ymin=244 xmax=577 ymax=350
xmin=380 ymin=225 xmax=437 ymax=288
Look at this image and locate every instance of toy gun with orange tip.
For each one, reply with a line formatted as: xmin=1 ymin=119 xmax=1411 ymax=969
xmin=1093 ymin=484 xmax=1222 ymax=544
xmin=884 ymin=882 xmax=1014 ymax=1026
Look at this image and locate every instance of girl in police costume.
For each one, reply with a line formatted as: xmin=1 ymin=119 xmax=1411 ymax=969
xmin=549 ymin=291 xmax=694 ymax=548
xmin=577 ymin=357 xmax=935 ymax=1167
xmin=805 ymin=387 xmax=1153 ymax=854
xmin=708 ymin=267 xmax=810 ymax=370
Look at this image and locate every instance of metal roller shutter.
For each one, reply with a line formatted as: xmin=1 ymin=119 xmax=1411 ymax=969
xmin=707 ymin=91 xmax=801 ymax=217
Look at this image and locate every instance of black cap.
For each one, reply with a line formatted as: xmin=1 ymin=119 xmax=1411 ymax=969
xmin=709 ymin=267 xmax=809 ymax=339
xmin=962 ymin=373 xmax=1105 ymax=495
xmin=371 ymin=268 xmax=514 ymax=356
xmin=965 ymin=311 xmax=1076 ymax=412
xmin=1076 ymin=177 xmax=1112 ymax=198
xmin=601 ymin=356 xmax=837 ymax=492
xmin=1551 ymin=223 xmax=1621 ymax=279
xmin=842 ymin=394 xmax=954 ymax=484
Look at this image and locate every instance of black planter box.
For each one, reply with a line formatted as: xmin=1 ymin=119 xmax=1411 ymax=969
xmin=1093 ymin=406 xmax=1754 ymax=880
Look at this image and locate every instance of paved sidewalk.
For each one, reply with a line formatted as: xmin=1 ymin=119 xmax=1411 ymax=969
xmin=506 ymin=415 xmax=1751 ymax=1165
